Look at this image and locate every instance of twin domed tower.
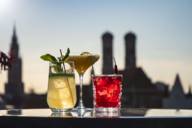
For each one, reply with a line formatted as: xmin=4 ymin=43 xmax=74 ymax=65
xmin=101 ymin=32 xmax=166 ymax=108
xmin=102 ymin=32 xmax=137 ymax=74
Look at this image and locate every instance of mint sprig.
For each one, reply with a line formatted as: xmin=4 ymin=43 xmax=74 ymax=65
xmin=40 ymin=54 xmax=58 ymax=64
xmin=40 ymin=48 xmax=70 ymax=72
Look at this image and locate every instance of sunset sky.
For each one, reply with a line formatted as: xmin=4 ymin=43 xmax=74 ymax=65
xmin=0 ymin=0 xmax=192 ymax=93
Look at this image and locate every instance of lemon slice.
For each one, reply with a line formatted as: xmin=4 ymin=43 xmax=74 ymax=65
xmin=80 ymin=52 xmax=92 ymax=56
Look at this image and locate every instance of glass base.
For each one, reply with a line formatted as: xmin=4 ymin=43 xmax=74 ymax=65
xmin=71 ymin=107 xmax=93 ymax=117
xmin=51 ymin=111 xmax=72 ymax=117
xmin=51 ymin=108 xmax=72 ymax=113
xmin=94 ymin=107 xmax=120 ymax=117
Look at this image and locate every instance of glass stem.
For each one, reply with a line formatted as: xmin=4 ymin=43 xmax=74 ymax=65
xmin=78 ymin=74 xmax=84 ymax=109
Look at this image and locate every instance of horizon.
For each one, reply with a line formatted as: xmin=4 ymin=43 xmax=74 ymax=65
xmin=0 ymin=0 xmax=192 ymax=93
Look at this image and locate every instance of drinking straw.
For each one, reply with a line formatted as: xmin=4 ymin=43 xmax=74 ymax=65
xmin=113 ymin=57 xmax=118 ymax=74
xmin=91 ymin=66 xmax=95 ymax=76
xmin=59 ymin=49 xmax=74 ymax=105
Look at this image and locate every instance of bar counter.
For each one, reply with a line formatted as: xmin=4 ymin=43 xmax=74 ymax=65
xmin=0 ymin=108 xmax=192 ymax=128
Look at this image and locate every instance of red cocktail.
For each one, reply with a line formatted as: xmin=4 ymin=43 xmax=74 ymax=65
xmin=92 ymin=75 xmax=122 ymax=112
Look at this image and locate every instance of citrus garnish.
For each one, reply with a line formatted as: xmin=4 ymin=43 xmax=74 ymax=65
xmin=80 ymin=52 xmax=92 ymax=56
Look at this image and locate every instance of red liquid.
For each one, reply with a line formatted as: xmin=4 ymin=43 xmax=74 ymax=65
xmin=92 ymin=75 xmax=122 ymax=108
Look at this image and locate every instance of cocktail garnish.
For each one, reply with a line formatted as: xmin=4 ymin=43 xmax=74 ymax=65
xmin=59 ymin=49 xmax=68 ymax=73
xmin=113 ymin=57 xmax=118 ymax=74
xmin=80 ymin=52 xmax=91 ymax=56
xmin=40 ymin=54 xmax=58 ymax=64
xmin=59 ymin=49 xmax=74 ymax=105
xmin=40 ymin=48 xmax=70 ymax=72
xmin=60 ymin=48 xmax=70 ymax=62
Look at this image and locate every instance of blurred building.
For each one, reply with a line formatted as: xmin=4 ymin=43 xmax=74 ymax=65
xmin=163 ymin=74 xmax=192 ymax=108
xmin=0 ymin=26 xmax=47 ymax=109
xmin=186 ymin=86 xmax=192 ymax=98
xmin=102 ymin=31 xmax=168 ymax=108
xmin=102 ymin=32 xmax=114 ymax=74
xmin=4 ymin=25 xmax=24 ymax=108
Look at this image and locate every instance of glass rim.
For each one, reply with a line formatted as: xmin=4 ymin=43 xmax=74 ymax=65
xmin=49 ymin=72 xmax=74 ymax=76
xmin=91 ymin=74 xmax=123 ymax=77
xmin=49 ymin=61 xmax=74 ymax=65
xmin=68 ymin=54 xmax=99 ymax=57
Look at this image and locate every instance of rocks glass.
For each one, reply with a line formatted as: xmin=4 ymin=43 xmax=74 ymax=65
xmin=47 ymin=62 xmax=77 ymax=113
xmin=92 ymin=74 xmax=122 ymax=114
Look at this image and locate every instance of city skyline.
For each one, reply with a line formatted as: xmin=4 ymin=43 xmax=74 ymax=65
xmin=0 ymin=0 xmax=192 ymax=93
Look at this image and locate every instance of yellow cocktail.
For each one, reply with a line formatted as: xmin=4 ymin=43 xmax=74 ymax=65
xmin=67 ymin=54 xmax=99 ymax=75
xmin=66 ymin=53 xmax=100 ymax=112
xmin=47 ymin=63 xmax=77 ymax=112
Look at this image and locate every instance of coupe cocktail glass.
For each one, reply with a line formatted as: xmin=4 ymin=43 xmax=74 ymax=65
xmin=47 ymin=61 xmax=77 ymax=113
xmin=92 ymin=74 xmax=122 ymax=113
xmin=67 ymin=53 xmax=99 ymax=114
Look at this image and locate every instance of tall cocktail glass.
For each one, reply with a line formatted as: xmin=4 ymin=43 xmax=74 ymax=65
xmin=67 ymin=53 xmax=99 ymax=115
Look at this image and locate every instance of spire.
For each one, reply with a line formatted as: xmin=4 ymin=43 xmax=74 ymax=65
xmin=13 ymin=23 xmax=16 ymax=35
xmin=170 ymin=74 xmax=185 ymax=98
xmin=10 ymin=24 xmax=19 ymax=58
xmin=5 ymin=24 xmax=24 ymax=108
xmin=12 ymin=23 xmax=18 ymax=43
xmin=173 ymin=74 xmax=183 ymax=89
xmin=186 ymin=85 xmax=192 ymax=97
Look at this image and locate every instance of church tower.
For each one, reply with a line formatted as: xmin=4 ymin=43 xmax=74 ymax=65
xmin=102 ymin=32 xmax=113 ymax=74
xmin=170 ymin=74 xmax=185 ymax=98
xmin=5 ymin=25 xmax=24 ymax=108
xmin=125 ymin=32 xmax=136 ymax=70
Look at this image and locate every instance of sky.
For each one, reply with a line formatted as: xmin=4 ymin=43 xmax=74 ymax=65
xmin=0 ymin=0 xmax=192 ymax=93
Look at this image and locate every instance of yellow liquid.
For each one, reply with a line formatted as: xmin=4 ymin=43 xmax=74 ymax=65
xmin=47 ymin=73 xmax=77 ymax=109
xmin=67 ymin=55 xmax=99 ymax=75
